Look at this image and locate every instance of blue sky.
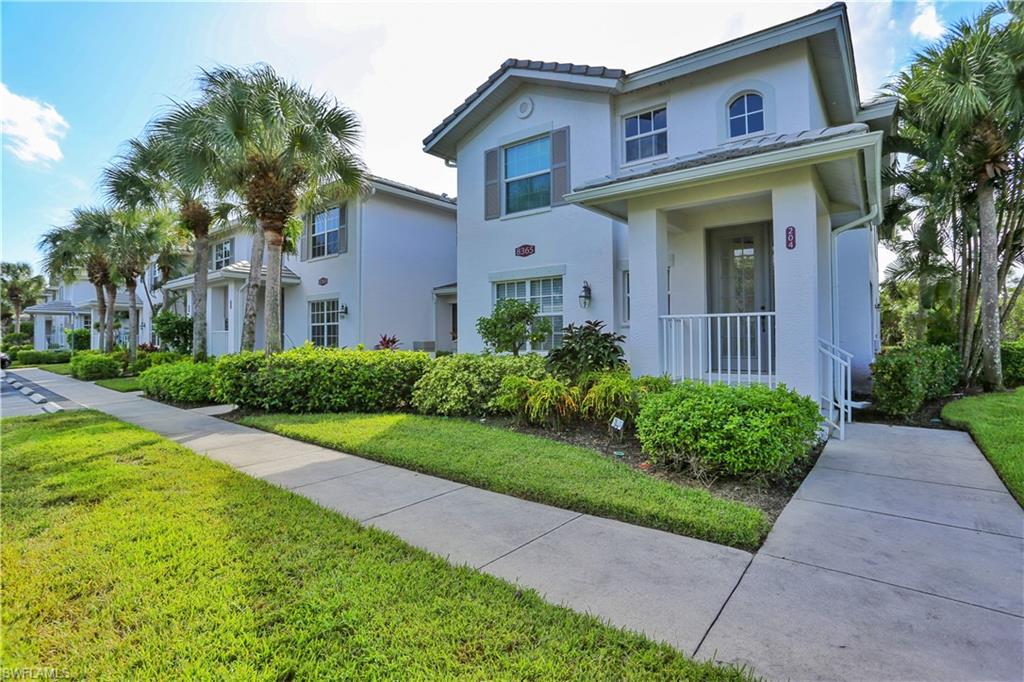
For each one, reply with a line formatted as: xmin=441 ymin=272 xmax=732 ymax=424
xmin=2 ymin=1 xmax=984 ymax=273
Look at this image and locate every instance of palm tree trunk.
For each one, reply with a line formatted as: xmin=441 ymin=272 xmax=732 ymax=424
xmin=94 ymin=283 xmax=107 ymax=352
xmin=978 ymin=176 xmax=1003 ymax=390
xmin=104 ymin=283 xmax=118 ymax=351
xmin=262 ymin=220 xmax=284 ymax=355
xmin=126 ymin=281 xmax=139 ymax=364
xmin=13 ymin=305 xmax=22 ymax=334
xmin=241 ymin=227 xmax=265 ymax=351
xmin=192 ymin=231 xmax=210 ymax=361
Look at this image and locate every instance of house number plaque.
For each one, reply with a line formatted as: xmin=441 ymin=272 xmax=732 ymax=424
xmin=318 ymin=277 xmax=328 ymax=286
xmin=515 ymin=244 xmax=536 ymax=258
xmin=785 ymin=226 xmax=797 ymax=250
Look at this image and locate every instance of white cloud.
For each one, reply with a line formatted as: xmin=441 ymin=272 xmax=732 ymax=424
xmin=0 ymin=82 xmax=69 ymax=165
xmin=910 ymin=0 xmax=945 ymax=40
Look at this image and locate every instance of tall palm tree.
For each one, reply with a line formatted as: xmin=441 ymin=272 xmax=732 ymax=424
xmin=104 ymin=137 xmax=218 ymax=361
xmin=0 ymin=262 xmax=46 ymax=334
xmin=900 ymin=2 xmax=1024 ymax=389
xmin=38 ymin=209 xmax=118 ymax=351
xmin=157 ymin=65 xmax=366 ymax=353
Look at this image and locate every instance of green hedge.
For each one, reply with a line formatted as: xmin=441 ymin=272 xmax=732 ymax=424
xmin=412 ymin=353 xmax=547 ymax=416
xmin=70 ymin=352 xmax=121 ymax=380
xmin=17 ymin=349 xmax=72 ymax=366
xmin=214 ymin=344 xmax=431 ymax=413
xmin=872 ymin=344 xmax=961 ymax=417
xmin=1003 ymin=341 xmax=1024 ymax=387
xmin=5 ymin=344 xmax=34 ymax=361
xmin=636 ymin=382 xmax=821 ymax=477
xmin=140 ymin=361 xmax=218 ymax=404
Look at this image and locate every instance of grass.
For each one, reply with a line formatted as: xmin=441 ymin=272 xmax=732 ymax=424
xmin=0 ymin=411 xmax=744 ymax=680
xmin=239 ymin=412 xmax=770 ymax=550
xmin=14 ymin=362 xmax=72 ymax=375
xmin=94 ymin=376 xmax=142 ymax=392
xmin=942 ymin=387 xmax=1024 ymax=506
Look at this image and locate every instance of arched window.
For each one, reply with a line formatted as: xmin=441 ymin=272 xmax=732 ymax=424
xmin=728 ymin=93 xmax=764 ymax=138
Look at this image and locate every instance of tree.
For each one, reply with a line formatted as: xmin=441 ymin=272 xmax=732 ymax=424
xmin=38 ymin=208 xmax=118 ymax=352
xmin=158 ymin=65 xmax=366 ymax=354
xmin=0 ymin=262 xmax=46 ymax=334
xmin=475 ymin=298 xmax=552 ymax=356
xmin=897 ymin=2 xmax=1024 ymax=389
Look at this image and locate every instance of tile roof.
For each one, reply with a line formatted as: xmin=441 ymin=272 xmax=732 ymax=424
xmin=24 ymin=300 xmax=82 ymax=315
xmin=368 ymin=175 xmax=455 ymax=205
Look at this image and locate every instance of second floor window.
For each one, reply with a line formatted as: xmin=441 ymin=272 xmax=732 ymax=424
xmin=728 ymin=93 xmax=764 ymax=138
xmin=624 ymin=107 xmax=667 ymax=163
xmin=312 ymin=206 xmax=342 ymax=258
xmin=504 ymin=136 xmax=551 ymax=214
xmin=213 ymin=240 xmax=232 ymax=270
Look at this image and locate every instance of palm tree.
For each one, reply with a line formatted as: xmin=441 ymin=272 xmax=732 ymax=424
xmin=899 ymin=2 xmax=1024 ymax=388
xmin=0 ymin=262 xmax=46 ymax=334
xmin=38 ymin=209 xmax=118 ymax=351
xmin=157 ymin=65 xmax=366 ymax=353
xmin=104 ymin=137 xmax=218 ymax=361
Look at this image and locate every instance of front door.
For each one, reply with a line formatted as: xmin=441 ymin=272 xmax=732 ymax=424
xmin=707 ymin=223 xmax=774 ymax=373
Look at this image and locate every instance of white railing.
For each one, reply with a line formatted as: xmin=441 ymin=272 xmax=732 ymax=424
xmin=660 ymin=312 xmax=776 ymax=387
xmin=818 ymin=337 xmax=852 ymax=440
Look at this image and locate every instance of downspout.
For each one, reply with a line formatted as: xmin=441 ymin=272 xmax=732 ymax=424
xmin=830 ymin=202 xmax=878 ymax=348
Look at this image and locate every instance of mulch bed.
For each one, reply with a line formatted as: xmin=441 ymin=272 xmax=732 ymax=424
xmin=852 ymin=390 xmax=982 ymax=430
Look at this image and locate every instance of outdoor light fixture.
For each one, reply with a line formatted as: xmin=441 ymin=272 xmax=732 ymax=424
xmin=339 ymin=304 xmax=349 ymax=317
xmin=578 ymin=281 xmax=592 ymax=309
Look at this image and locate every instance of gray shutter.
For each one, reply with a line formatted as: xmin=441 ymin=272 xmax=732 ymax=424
xmin=228 ymin=238 xmax=235 ymax=266
xmin=209 ymin=243 xmax=216 ymax=271
xmin=551 ymin=127 xmax=570 ymax=206
xmin=339 ymin=204 xmax=349 ymax=254
xmin=484 ymin=147 xmax=500 ymax=220
xmin=300 ymin=214 xmax=310 ymax=261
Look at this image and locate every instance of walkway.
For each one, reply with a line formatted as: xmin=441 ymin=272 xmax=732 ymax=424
xmin=6 ymin=368 xmax=1024 ymax=680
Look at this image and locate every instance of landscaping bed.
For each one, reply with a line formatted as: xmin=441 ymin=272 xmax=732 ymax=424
xmin=1 ymin=410 xmax=743 ymax=680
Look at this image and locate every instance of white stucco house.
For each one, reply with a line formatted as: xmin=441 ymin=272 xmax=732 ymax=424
xmin=164 ymin=176 xmax=457 ymax=354
xmin=423 ymin=2 xmax=893 ymax=428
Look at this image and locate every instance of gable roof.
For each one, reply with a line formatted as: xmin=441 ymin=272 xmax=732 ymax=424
xmin=423 ymin=3 xmax=864 ymax=161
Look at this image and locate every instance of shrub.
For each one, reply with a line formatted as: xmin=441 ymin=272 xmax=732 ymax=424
xmin=214 ymin=344 xmax=431 ymax=413
xmin=872 ymin=344 xmax=961 ymax=417
xmin=63 ymin=328 xmax=91 ymax=351
xmin=152 ymin=311 xmax=193 ymax=353
xmin=580 ymin=372 xmax=678 ymax=428
xmin=547 ymin=320 xmax=625 ymax=380
xmin=1002 ymin=341 xmax=1024 ymax=386
xmin=494 ymin=375 xmax=534 ymax=421
xmin=636 ymin=382 xmax=821 ymax=477
xmin=412 ymin=353 xmax=547 ymax=416
xmin=1 ymin=331 xmax=31 ymax=348
xmin=70 ymin=352 xmax=121 ymax=380
xmin=375 ymin=334 xmax=400 ymax=350
xmin=525 ymin=377 xmax=581 ymax=429
xmin=140 ymin=361 xmax=217 ymax=404
xmin=475 ymin=299 xmax=552 ymax=355
xmin=5 ymin=344 xmax=33 ymax=361
xmin=16 ymin=349 xmax=72 ymax=366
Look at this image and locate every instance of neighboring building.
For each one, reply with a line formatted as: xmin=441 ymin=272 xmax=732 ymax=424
xmin=423 ymin=3 xmax=893 ymax=411
xmin=164 ymin=176 xmax=457 ymax=354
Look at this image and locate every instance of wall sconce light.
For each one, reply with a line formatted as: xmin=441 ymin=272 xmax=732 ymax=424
xmin=339 ymin=304 xmax=349 ymax=317
xmin=578 ymin=281 xmax=592 ymax=309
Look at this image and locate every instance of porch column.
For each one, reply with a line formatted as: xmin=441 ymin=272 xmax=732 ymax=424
xmin=771 ymin=172 xmax=820 ymax=399
xmin=626 ymin=206 xmax=669 ymax=376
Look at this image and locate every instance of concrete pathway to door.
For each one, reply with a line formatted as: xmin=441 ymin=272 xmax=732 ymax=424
xmin=7 ymin=368 xmax=1023 ymax=681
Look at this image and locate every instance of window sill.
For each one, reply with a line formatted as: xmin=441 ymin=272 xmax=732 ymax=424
xmin=723 ymin=129 xmax=770 ymax=144
xmin=620 ymin=153 xmax=668 ymax=170
xmin=500 ymin=206 xmax=552 ymax=221
xmin=307 ymin=252 xmax=345 ymax=263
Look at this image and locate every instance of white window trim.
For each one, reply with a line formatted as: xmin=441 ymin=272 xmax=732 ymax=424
xmin=622 ymin=269 xmax=631 ymax=327
xmin=727 ymin=91 xmax=766 ymax=139
xmin=502 ymin=134 xmax=552 ymax=217
xmin=311 ymin=206 xmax=344 ymax=259
xmin=715 ymin=80 xmax=776 ymax=145
xmin=307 ymin=295 xmax=341 ymax=348
xmin=213 ymin=240 xmax=232 ymax=270
xmin=492 ymin=275 xmax=565 ymax=351
xmin=622 ymin=104 xmax=668 ymax=166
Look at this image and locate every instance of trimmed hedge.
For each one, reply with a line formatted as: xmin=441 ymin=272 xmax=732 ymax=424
xmin=412 ymin=353 xmax=547 ymax=416
xmin=17 ymin=349 xmax=72 ymax=366
xmin=140 ymin=361 xmax=218 ymax=404
xmin=872 ymin=344 xmax=961 ymax=417
xmin=636 ymin=382 xmax=821 ymax=477
xmin=70 ymin=352 xmax=121 ymax=380
xmin=5 ymin=344 xmax=34 ymax=361
xmin=215 ymin=344 xmax=431 ymax=412
xmin=1003 ymin=341 xmax=1024 ymax=387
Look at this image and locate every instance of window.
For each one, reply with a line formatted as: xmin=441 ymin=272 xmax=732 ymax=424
xmin=622 ymin=270 xmax=631 ymax=323
xmin=494 ymin=276 xmax=563 ymax=350
xmin=213 ymin=240 xmax=232 ymax=270
xmin=624 ymin=107 xmax=667 ymax=162
xmin=728 ymin=93 xmax=764 ymax=138
xmin=312 ymin=206 xmax=344 ymax=258
xmin=504 ymin=136 xmax=551 ymax=214
xmin=309 ymin=299 xmax=340 ymax=347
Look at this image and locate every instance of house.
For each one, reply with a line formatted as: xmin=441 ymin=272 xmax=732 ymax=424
xmin=164 ymin=176 xmax=457 ymax=354
xmin=422 ymin=2 xmax=893 ymax=422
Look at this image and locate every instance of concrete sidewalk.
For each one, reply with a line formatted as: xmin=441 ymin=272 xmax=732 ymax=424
xmin=9 ymin=368 xmax=1024 ymax=680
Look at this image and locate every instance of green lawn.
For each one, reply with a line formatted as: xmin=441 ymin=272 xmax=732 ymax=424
xmin=32 ymin=363 xmax=72 ymax=375
xmin=1 ymin=411 xmax=743 ymax=680
xmin=95 ymin=376 xmax=143 ymax=392
xmin=240 ymin=412 xmax=769 ymax=550
xmin=942 ymin=387 xmax=1024 ymax=506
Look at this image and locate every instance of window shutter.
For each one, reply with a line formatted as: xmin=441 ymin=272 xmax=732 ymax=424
xmin=551 ymin=127 xmax=570 ymax=206
xmin=209 ymin=244 xmax=216 ymax=271
xmin=339 ymin=204 xmax=349 ymax=254
xmin=484 ymin=147 xmax=500 ymax=220
xmin=300 ymin=214 xmax=310 ymax=261
xmin=228 ymin=238 xmax=235 ymax=266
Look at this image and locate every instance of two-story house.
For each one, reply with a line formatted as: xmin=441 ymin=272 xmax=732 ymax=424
xmin=164 ymin=176 xmax=457 ymax=354
xmin=423 ymin=3 xmax=894 ymax=423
